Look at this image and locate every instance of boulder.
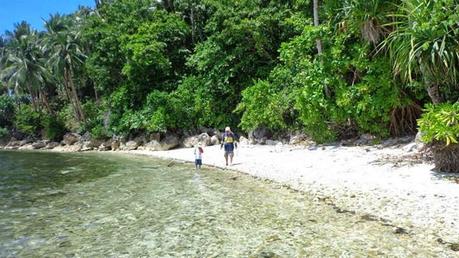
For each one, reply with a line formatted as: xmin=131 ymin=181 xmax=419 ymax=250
xmin=210 ymin=135 xmax=220 ymax=146
xmin=197 ymin=133 xmax=211 ymax=146
xmin=149 ymin=133 xmax=161 ymax=142
xmin=403 ymin=142 xmax=418 ymax=152
xmin=45 ymin=142 xmax=60 ymax=149
xmin=19 ymin=138 xmax=33 ymax=146
xmin=248 ymin=127 xmax=272 ymax=144
xmin=98 ymin=140 xmax=112 ymax=151
xmin=354 ymin=133 xmax=376 ymax=145
xmin=81 ymin=132 xmax=91 ymax=142
xmin=111 ymin=140 xmax=120 ymax=151
xmin=32 ymin=141 xmax=47 ymax=149
xmin=133 ymin=135 xmax=147 ymax=146
xmin=80 ymin=144 xmax=93 ymax=152
xmin=6 ymin=140 xmax=21 ymax=148
xmin=183 ymin=136 xmax=199 ymax=148
xmin=238 ymin=136 xmax=250 ymax=145
xmin=143 ymin=140 xmax=161 ymax=151
xmin=86 ymin=139 xmax=104 ymax=149
xmin=158 ymin=135 xmax=179 ymax=150
xmin=121 ymin=140 xmax=139 ymax=151
xmin=289 ymin=134 xmax=309 ymax=145
xmin=63 ymin=133 xmax=81 ymax=145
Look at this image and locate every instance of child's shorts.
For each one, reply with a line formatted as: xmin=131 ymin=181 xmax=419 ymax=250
xmin=195 ymin=159 xmax=202 ymax=166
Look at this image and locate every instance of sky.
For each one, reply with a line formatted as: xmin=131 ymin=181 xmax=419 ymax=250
xmin=0 ymin=0 xmax=95 ymax=34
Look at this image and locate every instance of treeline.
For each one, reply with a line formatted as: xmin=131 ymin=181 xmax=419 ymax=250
xmin=0 ymin=0 xmax=458 ymax=144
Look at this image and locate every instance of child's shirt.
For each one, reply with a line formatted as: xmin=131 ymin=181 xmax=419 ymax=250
xmin=194 ymin=146 xmax=203 ymax=160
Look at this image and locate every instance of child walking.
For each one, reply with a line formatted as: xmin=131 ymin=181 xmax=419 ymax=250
xmin=194 ymin=144 xmax=204 ymax=170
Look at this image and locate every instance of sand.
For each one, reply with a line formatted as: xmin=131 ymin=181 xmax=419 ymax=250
xmin=127 ymin=142 xmax=459 ymax=244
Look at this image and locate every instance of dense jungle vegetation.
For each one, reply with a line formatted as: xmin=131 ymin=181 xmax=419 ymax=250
xmin=0 ymin=0 xmax=458 ymax=143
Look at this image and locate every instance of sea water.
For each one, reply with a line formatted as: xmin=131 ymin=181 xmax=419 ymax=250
xmin=0 ymin=151 xmax=454 ymax=257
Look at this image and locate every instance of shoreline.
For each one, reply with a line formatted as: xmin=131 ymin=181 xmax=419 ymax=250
xmin=2 ymin=141 xmax=459 ymax=246
xmin=122 ymin=143 xmax=459 ymax=245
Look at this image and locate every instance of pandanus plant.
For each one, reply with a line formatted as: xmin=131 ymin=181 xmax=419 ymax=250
xmin=382 ymin=0 xmax=459 ymax=104
xmin=383 ymin=0 xmax=459 ymax=172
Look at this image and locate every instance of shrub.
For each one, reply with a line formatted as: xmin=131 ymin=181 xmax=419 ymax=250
xmin=90 ymin=124 xmax=110 ymax=140
xmin=41 ymin=114 xmax=67 ymax=141
xmin=0 ymin=127 xmax=9 ymax=139
xmin=58 ymin=104 xmax=80 ymax=132
xmin=14 ymin=105 xmax=42 ymax=136
xmin=418 ymin=102 xmax=459 ymax=172
xmin=0 ymin=95 xmax=15 ymax=127
xmin=418 ymin=103 xmax=459 ymax=146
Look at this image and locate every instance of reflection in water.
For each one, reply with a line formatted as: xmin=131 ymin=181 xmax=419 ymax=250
xmin=0 ymin=151 xmax=455 ymax=257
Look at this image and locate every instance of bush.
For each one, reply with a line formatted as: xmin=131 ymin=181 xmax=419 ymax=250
xmin=418 ymin=102 xmax=459 ymax=172
xmin=0 ymin=127 xmax=9 ymax=139
xmin=0 ymin=95 xmax=15 ymax=127
xmin=41 ymin=114 xmax=66 ymax=141
xmin=90 ymin=124 xmax=110 ymax=140
xmin=14 ymin=105 xmax=42 ymax=136
xmin=418 ymin=103 xmax=459 ymax=145
xmin=58 ymin=104 xmax=80 ymax=132
xmin=237 ymin=79 xmax=290 ymax=131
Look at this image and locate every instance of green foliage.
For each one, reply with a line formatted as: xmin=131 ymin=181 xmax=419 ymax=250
xmin=41 ymin=114 xmax=66 ymax=141
xmin=2 ymin=0 xmax=457 ymax=144
xmin=383 ymin=0 xmax=459 ymax=101
xmin=90 ymin=124 xmax=109 ymax=140
xmin=239 ymin=19 xmax=405 ymax=142
xmin=418 ymin=103 xmax=459 ymax=146
xmin=0 ymin=127 xmax=9 ymax=139
xmin=237 ymin=78 xmax=290 ymax=131
xmin=57 ymin=104 xmax=79 ymax=132
xmin=14 ymin=105 xmax=42 ymax=136
xmin=0 ymin=95 xmax=15 ymax=127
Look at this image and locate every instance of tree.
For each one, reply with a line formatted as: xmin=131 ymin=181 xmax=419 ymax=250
xmin=0 ymin=22 xmax=51 ymax=112
xmin=44 ymin=14 xmax=86 ymax=121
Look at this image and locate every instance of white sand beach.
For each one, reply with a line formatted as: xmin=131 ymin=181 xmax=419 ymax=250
xmin=128 ymin=142 xmax=459 ymax=244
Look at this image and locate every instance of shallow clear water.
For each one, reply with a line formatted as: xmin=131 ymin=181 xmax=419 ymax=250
xmin=0 ymin=151 xmax=454 ymax=257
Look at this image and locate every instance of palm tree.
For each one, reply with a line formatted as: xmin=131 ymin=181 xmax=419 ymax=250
xmin=43 ymin=14 xmax=86 ymax=121
xmin=0 ymin=22 xmax=51 ymax=111
xmin=382 ymin=0 xmax=459 ymax=104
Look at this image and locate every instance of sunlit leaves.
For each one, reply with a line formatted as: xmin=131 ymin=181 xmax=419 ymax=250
xmin=418 ymin=102 xmax=459 ymax=145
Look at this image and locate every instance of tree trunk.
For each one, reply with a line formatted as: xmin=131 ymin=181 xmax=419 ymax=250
xmin=313 ymin=0 xmax=323 ymax=54
xmin=190 ymin=3 xmax=196 ymax=44
xmin=64 ymin=67 xmax=85 ymax=121
xmin=427 ymin=84 xmax=443 ymax=104
xmin=39 ymin=89 xmax=52 ymax=114
xmin=27 ymin=84 xmax=38 ymax=112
